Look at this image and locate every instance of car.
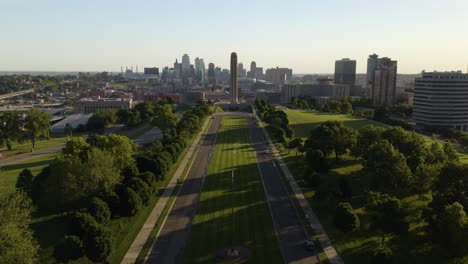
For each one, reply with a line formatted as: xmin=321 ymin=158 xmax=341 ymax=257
xmin=303 ymin=240 xmax=315 ymax=252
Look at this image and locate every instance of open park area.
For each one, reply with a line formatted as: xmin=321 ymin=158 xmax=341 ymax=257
xmin=183 ymin=115 xmax=282 ymax=264
xmin=279 ymin=109 xmax=468 ymax=263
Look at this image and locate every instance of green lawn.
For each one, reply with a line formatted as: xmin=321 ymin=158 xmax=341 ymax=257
xmin=0 ymin=154 xmax=57 ymax=198
xmin=285 ymin=109 xmax=385 ymax=138
xmin=184 ymin=116 xmax=282 ymax=264
xmin=0 ymin=137 xmax=67 ymax=159
xmin=280 ymin=109 xmax=467 ymax=263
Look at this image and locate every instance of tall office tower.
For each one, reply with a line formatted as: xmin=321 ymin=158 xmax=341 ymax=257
xmin=370 ymin=57 xmax=397 ymax=106
xmin=194 ymin=57 xmax=206 ymax=83
xmin=334 ymin=58 xmax=356 ymax=85
xmin=238 ymin=62 xmax=246 ymax=78
xmin=182 ymin=54 xmax=191 ymax=76
xmin=174 ymin=59 xmax=181 ymax=79
xmin=414 ymin=71 xmax=468 ymax=131
xmin=255 ymin=67 xmax=264 ymax=80
xmin=230 ymin=52 xmax=238 ymax=103
xmin=208 ymin=63 xmax=216 ymax=85
xmin=249 ymin=61 xmax=257 ymax=78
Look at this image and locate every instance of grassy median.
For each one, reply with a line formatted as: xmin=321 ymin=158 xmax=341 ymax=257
xmin=183 ymin=115 xmax=282 ymax=264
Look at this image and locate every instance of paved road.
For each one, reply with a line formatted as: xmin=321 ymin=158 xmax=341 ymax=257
xmin=144 ymin=115 xmax=222 ymax=264
xmin=248 ymin=115 xmax=320 ymax=264
xmin=134 ymin=127 xmax=163 ymax=146
xmin=122 ymin=118 xmax=211 ymax=264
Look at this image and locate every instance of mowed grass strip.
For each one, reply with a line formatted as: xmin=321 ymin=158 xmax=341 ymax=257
xmin=184 ymin=116 xmax=282 ymax=264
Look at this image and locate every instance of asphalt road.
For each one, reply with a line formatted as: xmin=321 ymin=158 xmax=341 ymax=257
xmin=145 ymin=115 xmax=222 ymax=264
xmin=248 ymin=115 xmax=320 ymax=264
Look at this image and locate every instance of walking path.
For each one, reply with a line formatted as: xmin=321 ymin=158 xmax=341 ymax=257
xmin=254 ymin=111 xmax=344 ymax=264
xmin=121 ymin=117 xmax=211 ymax=264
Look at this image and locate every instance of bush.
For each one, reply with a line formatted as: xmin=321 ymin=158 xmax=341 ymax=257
xmin=305 ymin=149 xmax=329 ymax=173
xmin=83 ymin=224 xmax=112 ymax=262
xmin=128 ymin=178 xmax=152 ymax=205
xmin=119 ymin=187 xmax=142 ymax=216
xmin=121 ymin=164 xmax=139 ymax=183
xmin=333 ymin=203 xmax=360 ymax=233
xmin=68 ymin=212 xmax=99 ymax=238
xmin=88 ymin=197 xmax=111 ymax=224
xmin=371 ymin=246 xmax=393 ymax=264
xmin=54 ymin=235 xmax=83 ymax=262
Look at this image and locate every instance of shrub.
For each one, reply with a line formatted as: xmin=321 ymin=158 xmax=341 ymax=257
xmin=99 ymin=189 xmax=120 ymax=217
xmin=54 ymin=235 xmax=83 ymax=262
xmin=83 ymin=224 xmax=112 ymax=262
xmin=88 ymin=197 xmax=111 ymax=224
xmin=16 ymin=169 xmax=34 ymax=196
xmin=121 ymin=164 xmax=139 ymax=183
xmin=119 ymin=187 xmax=142 ymax=216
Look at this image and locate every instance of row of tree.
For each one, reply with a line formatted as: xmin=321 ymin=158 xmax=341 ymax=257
xmin=13 ymin=100 xmax=212 ymax=263
xmin=255 ymin=99 xmax=294 ymax=142
xmin=300 ymin=120 xmax=467 ymax=260
xmin=0 ymin=108 xmax=52 ymax=151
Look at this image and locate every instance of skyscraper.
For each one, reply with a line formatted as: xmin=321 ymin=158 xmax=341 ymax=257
xmin=230 ymin=52 xmax=238 ymax=103
xmin=238 ymin=62 xmax=246 ymax=78
xmin=249 ymin=61 xmax=257 ymax=78
xmin=367 ymin=55 xmax=397 ymax=106
xmin=194 ymin=57 xmax=206 ymax=83
xmin=334 ymin=58 xmax=356 ymax=86
xmin=181 ymin=54 xmax=191 ymax=76
xmin=208 ymin=63 xmax=216 ymax=85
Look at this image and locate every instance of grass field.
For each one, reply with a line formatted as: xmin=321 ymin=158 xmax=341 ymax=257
xmin=280 ymin=109 xmax=467 ymax=263
xmin=184 ymin=116 xmax=282 ymax=264
xmin=0 ymin=137 xmax=67 ymax=159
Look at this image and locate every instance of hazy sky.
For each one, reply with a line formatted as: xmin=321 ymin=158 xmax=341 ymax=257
xmin=1 ymin=0 xmax=468 ymax=73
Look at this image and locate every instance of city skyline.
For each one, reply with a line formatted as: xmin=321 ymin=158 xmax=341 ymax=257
xmin=1 ymin=0 xmax=468 ymax=73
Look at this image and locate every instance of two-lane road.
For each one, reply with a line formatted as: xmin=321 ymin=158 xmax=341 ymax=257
xmin=248 ymin=115 xmax=320 ymax=264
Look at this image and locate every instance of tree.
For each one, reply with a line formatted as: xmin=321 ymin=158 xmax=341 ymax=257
xmin=370 ymin=246 xmax=393 ymax=264
xmin=137 ymin=172 xmax=157 ymax=191
xmin=99 ymin=188 xmax=120 ymax=217
xmin=363 ymin=140 xmax=412 ymax=193
xmin=23 ymin=108 xmax=51 ymax=151
xmin=373 ymin=106 xmax=389 ymax=121
xmin=413 ymin=163 xmax=439 ymax=199
xmin=433 ymin=202 xmax=468 ymax=256
xmin=134 ymin=101 xmax=155 ymax=120
xmin=366 ymin=192 xmax=408 ymax=246
xmin=304 ymin=169 xmax=322 ymax=188
xmin=305 ymin=149 xmax=329 ymax=173
xmin=0 ymin=111 xmax=22 ymax=150
xmin=90 ymin=134 xmax=137 ymax=171
xmin=382 ymin=127 xmax=426 ymax=171
xmin=307 ymin=121 xmax=357 ymax=159
xmin=339 ymin=177 xmax=353 ymax=199
xmin=62 ymin=137 xmax=91 ymax=160
xmin=83 ymin=224 xmax=112 ymax=262
xmin=68 ymin=212 xmax=99 ymax=238
xmin=340 ymin=101 xmax=352 ymax=114
xmin=119 ymin=187 xmax=142 ymax=216
xmin=88 ymin=197 xmax=111 ymax=224
xmin=353 ymin=125 xmax=385 ymax=157
xmin=333 ymin=203 xmax=360 ymax=232
xmin=443 ymin=142 xmax=460 ymax=163
xmin=87 ymin=109 xmax=116 ymax=134
xmin=288 ymin=138 xmax=303 ymax=155
xmin=152 ymin=104 xmax=179 ymax=129
xmin=0 ymin=192 xmax=39 ymax=264
xmin=54 ymin=235 xmax=83 ymax=262
xmin=37 ymin=149 xmax=120 ymax=211
xmin=16 ymin=169 xmax=34 ymax=197
xmin=128 ymin=178 xmax=152 ymax=205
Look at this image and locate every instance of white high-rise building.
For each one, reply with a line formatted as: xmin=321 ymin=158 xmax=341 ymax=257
xmin=414 ymin=71 xmax=468 ymax=131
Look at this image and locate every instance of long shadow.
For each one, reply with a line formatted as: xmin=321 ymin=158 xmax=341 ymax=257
xmin=1 ymin=157 xmax=55 ymax=171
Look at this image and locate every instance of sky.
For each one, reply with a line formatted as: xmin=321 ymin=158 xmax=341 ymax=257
xmin=1 ymin=0 xmax=468 ymax=74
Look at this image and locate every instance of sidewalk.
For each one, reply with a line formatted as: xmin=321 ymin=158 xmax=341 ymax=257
xmin=121 ymin=117 xmax=211 ymax=264
xmin=254 ymin=112 xmax=344 ymax=264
